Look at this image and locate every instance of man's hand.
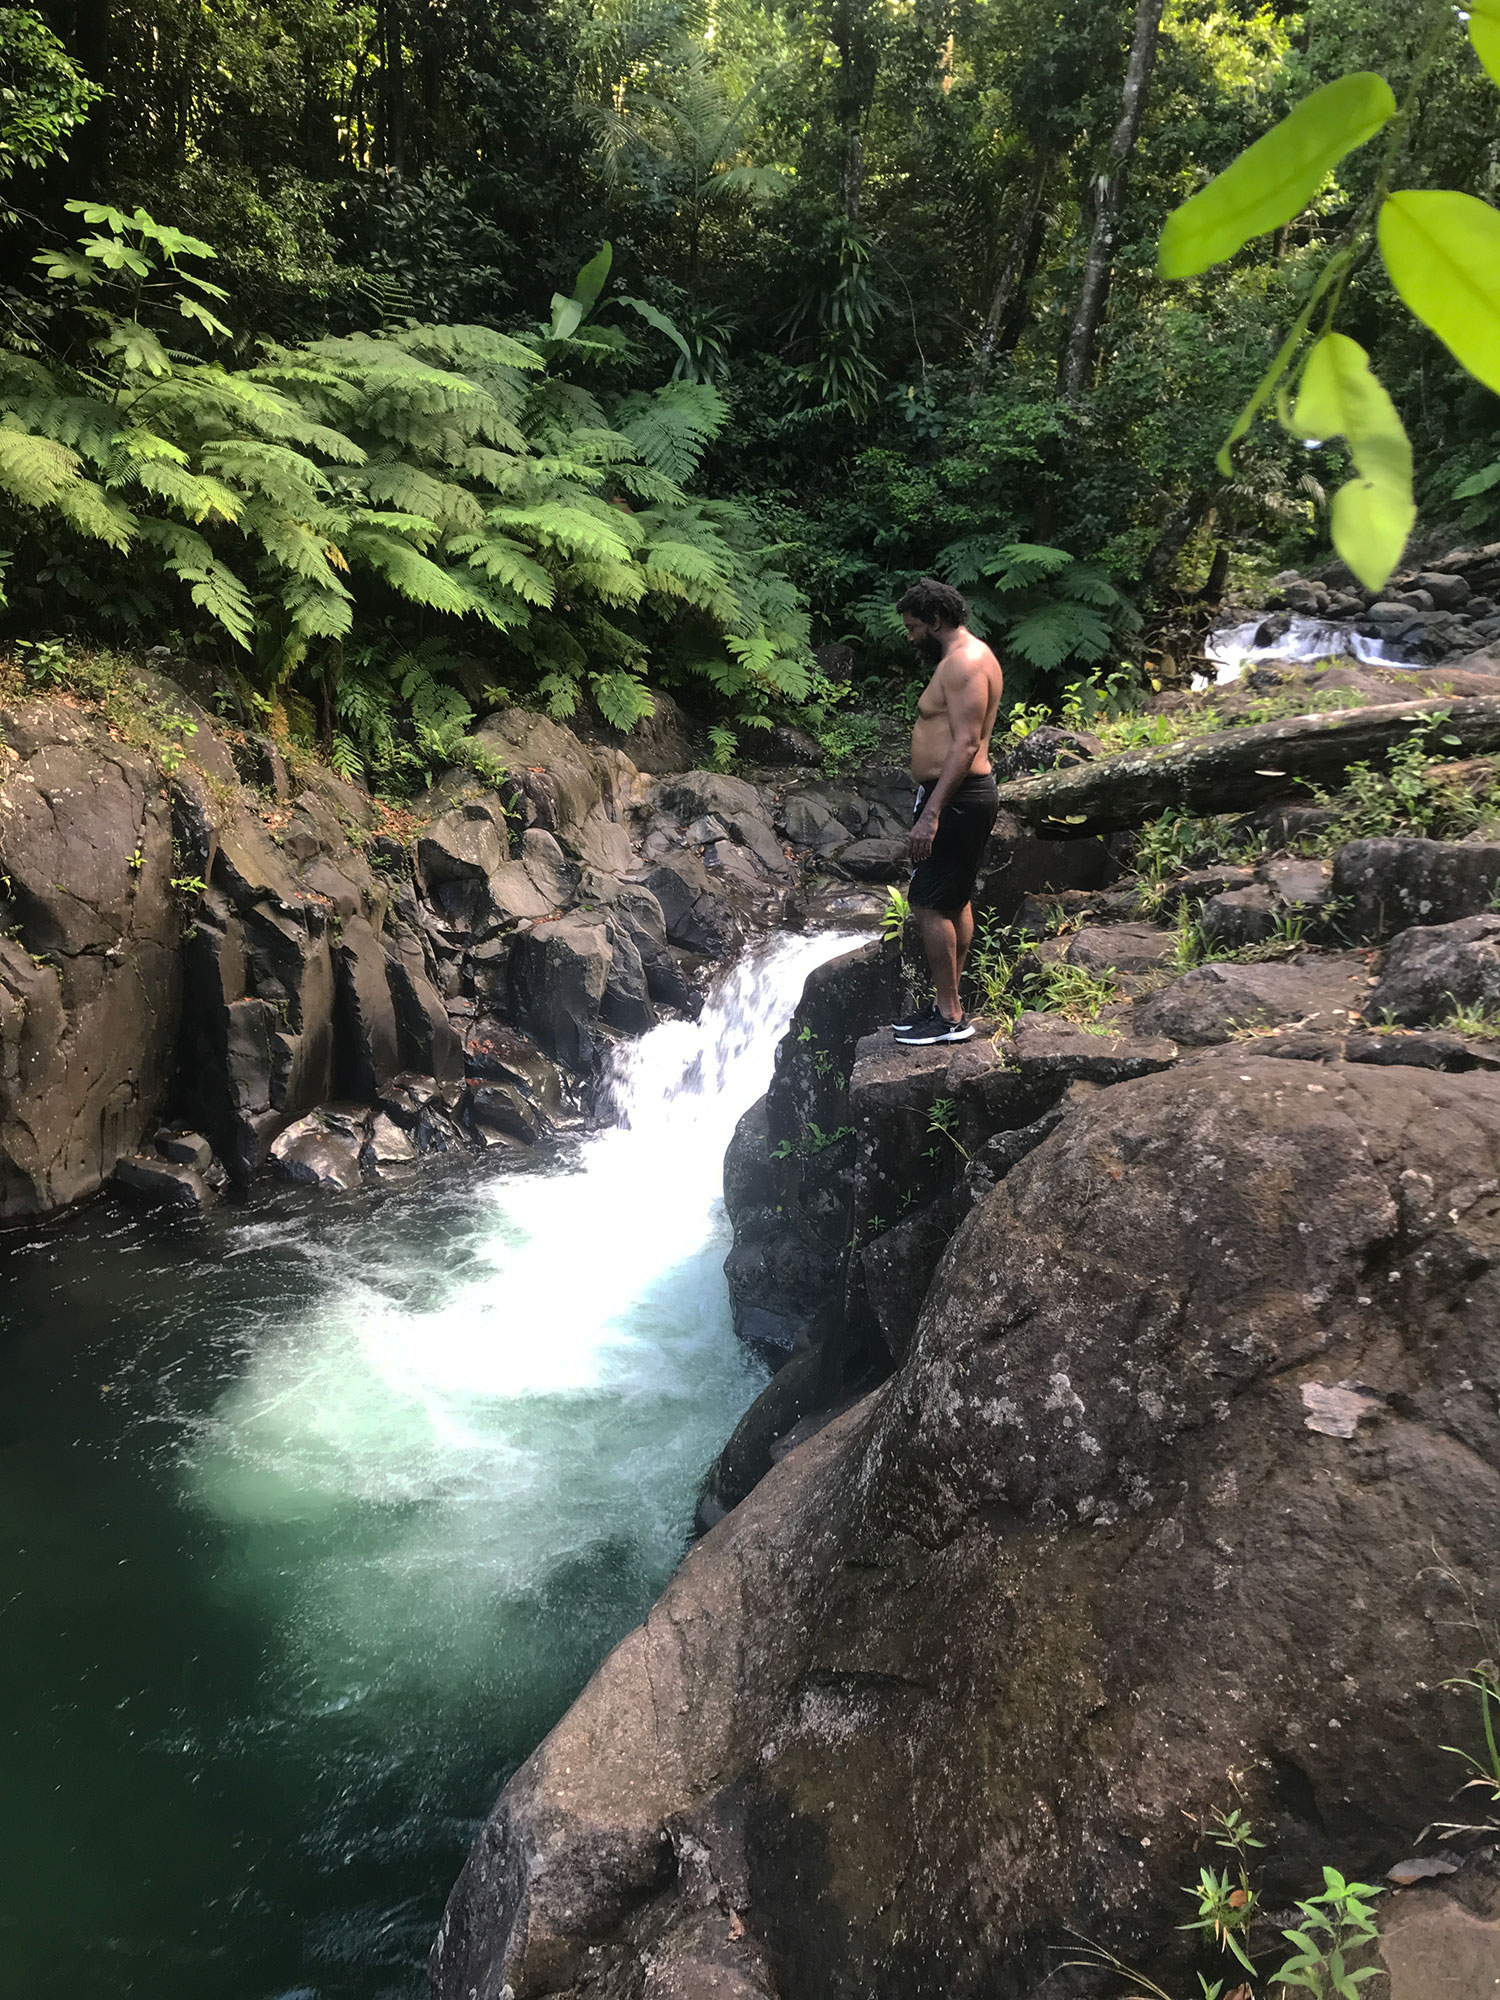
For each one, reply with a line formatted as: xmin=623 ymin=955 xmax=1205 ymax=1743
xmin=910 ymin=808 xmax=939 ymax=861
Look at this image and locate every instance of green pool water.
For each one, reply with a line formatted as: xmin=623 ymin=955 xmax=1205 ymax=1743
xmin=0 ymin=931 xmax=854 ymax=2000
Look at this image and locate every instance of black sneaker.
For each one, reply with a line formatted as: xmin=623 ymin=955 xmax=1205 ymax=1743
xmin=891 ymin=999 xmax=934 ymax=1032
xmin=894 ymin=1007 xmax=975 ymax=1045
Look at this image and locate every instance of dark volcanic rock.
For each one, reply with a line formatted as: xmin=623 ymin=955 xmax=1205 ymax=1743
xmin=0 ymin=704 xmax=182 ymax=1216
xmin=1334 ymin=836 xmax=1500 ymax=943
xmin=112 ymin=1154 xmax=215 ymax=1210
xmin=1062 ymin=920 xmax=1174 ymax=975
xmin=974 ymin=812 xmax=1121 ymax=928
xmin=1368 ymin=913 xmax=1500 ymax=1026
xmin=433 ymin=1058 xmax=1500 ymax=2000
xmin=1133 ymin=952 xmax=1370 ymax=1044
xmin=722 ymin=942 xmax=901 ymax=1357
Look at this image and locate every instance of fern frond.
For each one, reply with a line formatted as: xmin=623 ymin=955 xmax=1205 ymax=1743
xmin=0 ymin=422 xmax=81 ymax=508
xmin=982 ymin=543 xmax=1074 ymax=589
xmin=563 ymin=554 xmax=646 ymax=606
xmin=591 ymin=670 xmax=655 ymax=731
xmin=452 ymin=534 xmax=556 ymax=606
xmin=345 ymin=527 xmax=504 ymax=623
xmin=126 ymin=458 xmax=242 ymax=523
xmin=614 ymin=381 xmax=727 ymax=482
xmin=489 ymin=501 xmax=632 ymax=563
xmin=200 ymin=439 xmax=334 ymax=508
xmin=1004 ymin=601 xmax=1113 ymax=671
xmin=53 ymin=474 xmax=136 ymax=547
xmin=350 ymin=461 xmax=483 ymax=533
xmin=281 ymin=574 xmax=355 ymax=639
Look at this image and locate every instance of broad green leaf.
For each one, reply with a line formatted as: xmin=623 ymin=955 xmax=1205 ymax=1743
xmin=1380 ymin=190 xmax=1500 ymax=396
xmin=176 ymin=294 xmax=231 ymax=338
xmin=65 ymin=198 xmax=133 ymax=231
xmin=619 ymin=296 xmax=693 ymax=367
xmin=1292 ymin=333 xmax=1414 ymax=590
xmin=32 ymin=247 xmax=99 ymax=287
xmin=548 ymin=294 xmax=584 ymax=343
xmin=1454 ymin=460 xmax=1500 ymax=499
xmin=1159 ymin=73 xmax=1396 ymax=278
xmin=1471 ymin=0 xmax=1500 ymax=86
xmin=82 ymin=233 xmax=151 ymax=276
xmin=571 ymin=243 xmax=613 ymax=316
xmin=1329 ymin=478 xmax=1415 ymax=593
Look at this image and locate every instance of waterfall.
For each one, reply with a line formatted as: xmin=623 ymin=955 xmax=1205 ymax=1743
xmin=1203 ymin=614 xmax=1423 ymax=686
xmin=182 ymin=926 xmax=862 ymax=1708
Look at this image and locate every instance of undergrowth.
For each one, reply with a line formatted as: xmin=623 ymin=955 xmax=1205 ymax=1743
xmin=963 ymin=920 xmax=1118 ymax=1027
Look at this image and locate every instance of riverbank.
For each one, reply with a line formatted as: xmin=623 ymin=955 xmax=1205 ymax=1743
xmin=436 ymin=666 xmax=1500 ymax=2000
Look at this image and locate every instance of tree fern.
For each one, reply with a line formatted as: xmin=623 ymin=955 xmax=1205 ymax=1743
xmin=614 ymin=381 xmax=727 ymax=481
xmin=0 ymin=200 xmax=818 ymax=774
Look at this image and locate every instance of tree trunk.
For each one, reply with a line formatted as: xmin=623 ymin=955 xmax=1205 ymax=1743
xmin=969 ymin=141 xmax=1051 ymax=399
xmin=1059 ymin=0 xmax=1166 ymax=402
xmin=831 ymin=0 xmax=876 ymax=222
xmin=1199 ymin=543 xmax=1232 ymax=605
xmin=1138 ymin=488 xmax=1211 ymax=595
xmin=994 ymin=696 xmax=1500 ymax=835
xmin=377 ymin=0 xmax=405 ymax=177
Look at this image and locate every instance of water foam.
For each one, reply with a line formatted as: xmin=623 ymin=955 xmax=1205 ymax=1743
xmin=183 ymin=928 xmax=860 ymax=1701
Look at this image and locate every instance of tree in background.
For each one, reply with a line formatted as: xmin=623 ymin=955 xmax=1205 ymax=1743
xmin=5 ymin=0 xmax=1500 ymax=744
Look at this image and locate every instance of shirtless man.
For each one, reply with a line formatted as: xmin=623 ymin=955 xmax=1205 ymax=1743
xmin=892 ymin=576 xmax=1004 ymax=1046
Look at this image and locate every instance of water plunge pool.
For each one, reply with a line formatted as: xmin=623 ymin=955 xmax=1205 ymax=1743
xmin=0 ymin=930 xmax=854 ymax=2000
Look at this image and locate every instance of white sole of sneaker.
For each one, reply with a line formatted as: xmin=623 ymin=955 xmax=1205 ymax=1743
xmin=894 ymin=1023 xmax=975 ymax=1045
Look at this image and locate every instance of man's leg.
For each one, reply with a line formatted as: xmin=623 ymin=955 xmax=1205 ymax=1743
xmin=916 ymin=904 xmax=963 ymax=1022
xmin=954 ymin=901 xmax=975 ymax=983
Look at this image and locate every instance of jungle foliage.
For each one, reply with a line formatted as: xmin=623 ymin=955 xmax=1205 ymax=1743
xmin=4 ymin=0 xmax=1500 ymax=772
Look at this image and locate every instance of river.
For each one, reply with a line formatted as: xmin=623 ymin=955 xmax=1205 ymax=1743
xmin=0 ymin=928 xmax=855 ymax=2000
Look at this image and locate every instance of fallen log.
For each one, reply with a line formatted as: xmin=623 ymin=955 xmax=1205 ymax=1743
xmin=994 ymin=695 xmax=1500 ymax=835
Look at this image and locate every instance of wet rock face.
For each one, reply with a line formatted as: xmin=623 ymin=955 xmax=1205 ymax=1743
xmin=0 ymin=704 xmax=181 ymax=1217
xmin=433 ymin=1057 xmax=1500 ymax=2000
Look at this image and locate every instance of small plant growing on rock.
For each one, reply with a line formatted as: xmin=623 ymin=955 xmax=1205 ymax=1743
xmin=925 ymin=1097 xmax=969 ymax=1162
xmin=1272 ymin=1867 xmax=1384 ymax=2000
xmin=1437 ymin=1655 xmax=1500 ymax=1833
xmin=1180 ymin=1809 xmax=1264 ymax=1978
xmin=880 ymin=885 xmax=910 ymax=947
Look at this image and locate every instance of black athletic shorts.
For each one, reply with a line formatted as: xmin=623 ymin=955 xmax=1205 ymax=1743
xmin=909 ymin=772 xmax=1000 ymax=914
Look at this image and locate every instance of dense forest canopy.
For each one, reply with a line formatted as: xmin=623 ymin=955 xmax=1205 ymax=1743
xmin=3 ymin=0 xmax=1500 ymax=776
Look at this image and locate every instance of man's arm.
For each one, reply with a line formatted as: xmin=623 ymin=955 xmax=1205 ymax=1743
xmin=910 ymin=657 xmax=988 ymax=859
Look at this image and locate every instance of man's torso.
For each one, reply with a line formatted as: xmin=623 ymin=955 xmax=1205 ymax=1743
xmin=910 ymin=631 xmax=1005 ymax=784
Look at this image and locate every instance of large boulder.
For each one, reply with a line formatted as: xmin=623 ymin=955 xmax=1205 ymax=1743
xmin=512 ymin=915 xmax=614 ymax=1071
xmin=1369 ymin=913 xmax=1500 ymax=1026
xmin=1334 ymin=836 xmax=1500 ymax=942
xmin=723 ymin=942 xmax=902 ymax=1358
xmin=1132 ymin=952 xmax=1371 ymax=1044
xmin=433 ymin=1058 xmax=1500 ymax=2000
xmin=0 ymin=703 xmax=182 ymax=1216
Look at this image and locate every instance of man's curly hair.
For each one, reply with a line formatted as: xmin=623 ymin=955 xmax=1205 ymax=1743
xmin=896 ymin=576 xmax=968 ymax=629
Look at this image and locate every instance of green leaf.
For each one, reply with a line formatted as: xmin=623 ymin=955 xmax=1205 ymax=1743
xmin=1291 ymin=333 xmax=1414 ymax=590
xmin=1380 ymin=190 xmax=1500 ymax=396
xmin=32 ymin=247 xmax=100 ymax=287
xmin=0 ymin=423 xmax=81 ymax=508
xmin=176 ymin=294 xmax=231 ymax=338
xmin=618 ymin=296 xmax=693 ymax=367
xmin=81 ymin=232 xmax=152 ymax=275
xmin=65 ymin=198 xmax=133 ymax=231
xmin=548 ymin=294 xmax=585 ymax=343
xmin=571 ymin=243 xmax=613 ymax=316
xmin=1159 ymin=74 xmax=1396 ymax=278
xmin=1454 ymin=461 xmax=1500 ymax=499
xmin=1470 ymin=0 xmax=1500 ymax=86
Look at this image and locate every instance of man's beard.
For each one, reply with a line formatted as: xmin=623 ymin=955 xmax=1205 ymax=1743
xmin=914 ymin=630 xmax=944 ymax=665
